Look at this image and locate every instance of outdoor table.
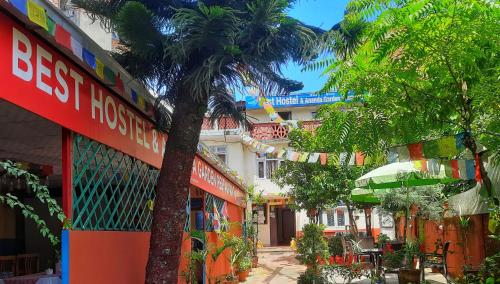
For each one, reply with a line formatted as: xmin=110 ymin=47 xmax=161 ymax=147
xmin=0 ymin=273 xmax=61 ymax=284
xmin=360 ymin=248 xmax=383 ymax=277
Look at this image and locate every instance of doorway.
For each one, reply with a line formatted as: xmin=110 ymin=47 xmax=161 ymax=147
xmin=0 ymin=99 xmax=63 ymax=277
xmin=270 ymin=206 xmax=296 ymax=246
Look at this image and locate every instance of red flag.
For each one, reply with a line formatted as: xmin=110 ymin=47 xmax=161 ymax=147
xmin=475 ymin=154 xmax=482 ymax=183
xmin=115 ymin=73 xmax=125 ymax=95
xmin=451 ymin=160 xmax=460 ymax=179
xmin=408 ymin=143 xmax=423 ymax=160
xmin=320 ymin=153 xmax=328 ymax=165
xmin=355 ymin=152 xmax=365 ymax=166
xmin=55 ymin=24 xmax=71 ymax=50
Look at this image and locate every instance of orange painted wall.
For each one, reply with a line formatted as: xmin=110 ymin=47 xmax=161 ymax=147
xmin=204 ymin=203 xmax=244 ymax=283
xmin=178 ymin=232 xmax=192 ymax=284
xmin=68 ymin=231 xmax=150 ymax=284
xmin=68 ymin=204 xmax=243 ymax=284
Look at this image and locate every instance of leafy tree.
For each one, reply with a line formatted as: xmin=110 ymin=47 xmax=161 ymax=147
xmin=72 ymin=0 xmax=320 ymax=281
xmin=317 ymin=0 xmax=499 ymax=200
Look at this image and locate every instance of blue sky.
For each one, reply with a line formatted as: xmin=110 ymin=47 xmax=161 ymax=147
xmin=283 ymin=0 xmax=349 ymax=93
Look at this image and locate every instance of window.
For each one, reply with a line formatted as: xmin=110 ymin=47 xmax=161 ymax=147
xmin=209 ymin=146 xmax=227 ymax=164
xmin=277 ymin=111 xmax=291 ymax=121
xmin=337 ymin=209 xmax=345 ymax=227
xmin=326 ymin=209 xmax=336 ymax=226
xmin=257 ymin=157 xmax=282 ymax=179
xmin=311 ymin=112 xmax=318 ymax=120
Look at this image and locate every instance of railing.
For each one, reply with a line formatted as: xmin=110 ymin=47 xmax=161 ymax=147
xmin=201 ymin=117 xmax=239 ymax=131
xmin=250 ymin=121 xmax=321 ymax=140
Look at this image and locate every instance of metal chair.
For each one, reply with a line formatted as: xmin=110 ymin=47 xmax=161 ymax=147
xmin=15 ymin=254 xmax=39 ymax=276
xmin=420 ymin=241 xmax=450 ymax=283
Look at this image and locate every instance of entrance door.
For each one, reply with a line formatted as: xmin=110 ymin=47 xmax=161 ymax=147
xmin=277 ymin=208 xmax=296 ymax=246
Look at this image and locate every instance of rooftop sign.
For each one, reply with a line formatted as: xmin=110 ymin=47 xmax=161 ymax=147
xmin=245 ymin=92 xmax=349 ymax=109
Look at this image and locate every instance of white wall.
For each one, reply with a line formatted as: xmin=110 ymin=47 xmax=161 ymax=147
xmin=77 ymin=13 xmax=113 ymax=51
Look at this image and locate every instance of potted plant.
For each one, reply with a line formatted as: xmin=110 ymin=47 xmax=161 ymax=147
xmin=398 ymin=240 xmax=421 ymax=284
xmin=220 ymin=232 xmax=245 ymax=284
xmin=328 ymin=235 xmax=344 ymax=264
xmin=237 ymin=255 xmax=252 ymax=282
xmin=296 ymin=223 xmax=329 ymax=274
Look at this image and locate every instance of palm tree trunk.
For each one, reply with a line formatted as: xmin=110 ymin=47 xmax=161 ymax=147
xmin=146 ymin=91 xmax=208 ymax=283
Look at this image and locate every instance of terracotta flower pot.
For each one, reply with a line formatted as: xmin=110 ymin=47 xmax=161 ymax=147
xmin=335 ymin=255 xmax=343 ymax=264
xmin=238 ymin=270 xmax=250 ymax=282
xmin=398 ymin=268 xmax=421 ymax=284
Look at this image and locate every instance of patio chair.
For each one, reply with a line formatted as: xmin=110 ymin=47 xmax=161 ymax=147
xmin=16 ymin=254 xmax=39 ymax=276
xmin=420 ymin=241 xmax=450 ymax=283
xmin=0 ymin=255 xmax=16 ymax=278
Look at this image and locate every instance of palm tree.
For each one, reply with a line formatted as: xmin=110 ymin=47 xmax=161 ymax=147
xmin=72 ymin=0 xmax=320 ymax=282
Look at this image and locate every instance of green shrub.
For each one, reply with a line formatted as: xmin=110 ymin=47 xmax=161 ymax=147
xmin=297 ymin=268 xmax=327 ymax=284
xmin=328 ymin=235 xmax=344 ymax=256
xmin=296 ymin=223 xmax=329 ymax=267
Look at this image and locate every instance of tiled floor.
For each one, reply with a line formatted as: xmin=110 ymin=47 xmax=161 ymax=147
xmin=244 ymin=247 xmax=448 ymax=284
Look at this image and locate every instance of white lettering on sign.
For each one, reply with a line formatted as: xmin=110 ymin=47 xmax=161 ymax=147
xmin=12 ymin=27 xmax=82 ymax=111
xmin=9 ymin=26 xmax=162 ymax=164
xmin=191 ymin=158 xmax=243 ymax=200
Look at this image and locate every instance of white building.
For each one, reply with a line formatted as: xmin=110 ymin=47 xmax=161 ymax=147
xmin=200 ymin=93 xmax=395 ymax=246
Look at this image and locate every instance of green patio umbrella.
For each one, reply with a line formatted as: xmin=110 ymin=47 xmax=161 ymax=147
xmin=355 ymin=161 xmax=456 ymax=190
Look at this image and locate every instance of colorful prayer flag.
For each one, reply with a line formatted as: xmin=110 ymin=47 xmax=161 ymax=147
xmin=320 ymin=153 xmax=328 ymax=165
xmin=308 ymin=153 xmax=320 ymax=163
xmin=265 ymin=146 xmax=276 ymax=154
xmin=27 ymin=0 xmax=48 ymax=30
xmin=299 ymin=152 xmax=309 ymax=162
xmin=70 ymin=37 xmax=83 ymax=60
xmin=397 ymin=146 xmax=410 ymax=162
xmin=55 ymin=24 xmax=72 ymax=50
xmin=115 ymin=73 xmax=125 ymax=94
xmin=355 ymin=152 xmax=365 ymax=166
xmin=46 ymin=16 xmax=55 ymax=36
xmin=437 ymin=136 xmax=458 ymax=158
xmin=465 ymin=160 xmax=475 ymax=180
xmin=408 ymin=143 xmax=423 ymax=160
xmin=95 ymin=59 xmax=104 ymax=79
xmin=423 ymin=140 xmax=440 ymax=159
xmin=455 ymin=132 xmax=466 ymax=152
xmin=82 ymin=48 xmax=96 ymax=69
xmin=11 ymin=0 xmax=28 ymax=15
xmin=138 ymin=96 xmax=146 ymax=110
xmin=457 ymin=160 xmax=467 ymax=179
xmin=388 ymin=149 xmax=398 ymax=163
xmin=104 ymin=66 xmax=116 ymax=85
xmin=131 ymin=88 xmax=138 ymax=103
xmin=277 ymin=148 xmax=286 ymax=158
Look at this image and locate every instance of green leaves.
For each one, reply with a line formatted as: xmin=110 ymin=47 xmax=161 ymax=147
xmin=0 ymin=161 xmax=69 ymax=247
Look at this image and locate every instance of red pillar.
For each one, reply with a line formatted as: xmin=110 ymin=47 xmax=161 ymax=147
xmin=61 ymin=129 xmax=72 ymax=218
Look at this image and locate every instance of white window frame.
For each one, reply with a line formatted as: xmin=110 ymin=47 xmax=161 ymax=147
xmin=209 ymin=146 xmax=228 ymax=164
xmin=256 ymin=157 xmax=283 ymax=180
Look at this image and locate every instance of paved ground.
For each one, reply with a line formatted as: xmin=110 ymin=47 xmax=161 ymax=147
xmin=244 ymin=247 xmax=448 ymax=284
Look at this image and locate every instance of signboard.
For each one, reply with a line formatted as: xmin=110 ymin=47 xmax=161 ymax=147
xmin=245 ymin=92 xmax=350 ymax=110
xmin=0 ymin=12 xmax=165 ymax=168
xmin=190 ymin=156 xmax=245 ymax=206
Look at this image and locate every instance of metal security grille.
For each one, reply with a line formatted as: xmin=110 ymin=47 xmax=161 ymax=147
xmin=204 ymin=193 xmax=225 ymax=231
xmin=72 ymin=134 xmax=159 ymax=231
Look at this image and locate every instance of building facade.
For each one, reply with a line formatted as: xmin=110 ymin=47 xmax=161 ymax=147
xmin=200 ymin=93 xmax=395 ymax=246
xmin=0 ymin=1 xmax=246 ymax=283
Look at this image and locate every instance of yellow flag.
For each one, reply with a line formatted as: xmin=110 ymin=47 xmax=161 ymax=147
xmin=95 ymin=59 xmax=105 ymax=79
xmin=138 ymin=96 xmax=146 ymax=110
xmin=27 ymin=0 xmax=48 ymax=31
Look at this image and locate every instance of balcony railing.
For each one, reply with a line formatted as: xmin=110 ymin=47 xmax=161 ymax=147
xmin=250 ymin=121 xmax=321 ymax=140
xmin=201 ymin=117 xmax=239 ymax=131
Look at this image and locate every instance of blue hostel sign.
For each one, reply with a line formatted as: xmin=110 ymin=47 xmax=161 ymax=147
xmin=245 ymin=92 xmax=348 ymax=109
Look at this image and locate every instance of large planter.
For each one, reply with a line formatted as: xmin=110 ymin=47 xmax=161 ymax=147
xmin=238 ymin=270 xmax=250 ymax=282
xmin=398 ymin=268 xmax=421 ymax=284
xmin=223 ymin=279 xmax=239 ymax=284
